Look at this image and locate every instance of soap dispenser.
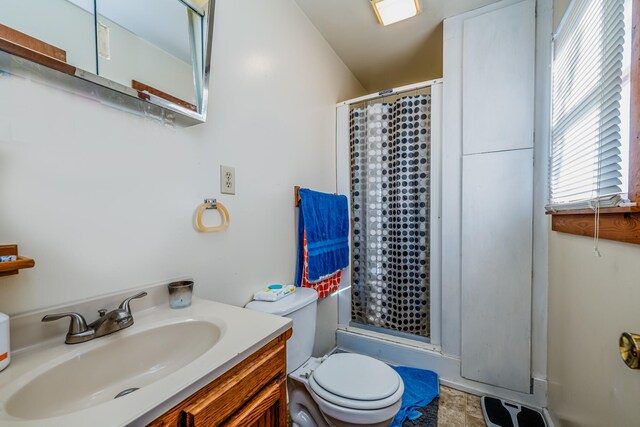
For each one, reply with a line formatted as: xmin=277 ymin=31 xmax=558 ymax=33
xmin=0 ymin=312 xmax=9 ymax=371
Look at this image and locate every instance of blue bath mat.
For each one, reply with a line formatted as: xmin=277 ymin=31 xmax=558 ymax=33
xmin=390 ymin=366 xmax=440 ymax=427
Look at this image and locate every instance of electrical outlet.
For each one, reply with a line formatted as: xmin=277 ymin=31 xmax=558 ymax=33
xmin=220 ymin=165 xmax=235 ymax=195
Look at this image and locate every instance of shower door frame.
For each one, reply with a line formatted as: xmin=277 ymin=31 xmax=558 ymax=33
xmin=335 ymin=79 xmax=443 ymax=349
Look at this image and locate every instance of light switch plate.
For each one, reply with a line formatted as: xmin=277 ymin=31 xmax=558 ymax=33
xmin=220 ymin=165 xmax=235 ymax=194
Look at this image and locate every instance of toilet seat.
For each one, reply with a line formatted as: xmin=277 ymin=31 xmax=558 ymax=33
xmin=308 ymin=375 xmax=404 ymax=410
xmin=311 ymin=353 xmax=401 ymax=402
xmin=306 ymin=353 xmax=404 ymax=424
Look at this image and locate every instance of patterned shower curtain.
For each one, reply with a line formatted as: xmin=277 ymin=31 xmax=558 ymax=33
xmin=349 ymin=94 xmax=431 ymax=338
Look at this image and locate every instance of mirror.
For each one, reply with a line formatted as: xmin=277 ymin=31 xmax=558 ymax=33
xmin=95 ymin=0 xmax=204 ymax=112
xmin=0 ymin=0 xmax=213 ymax=126
xmin=0 ymin=0 xmax=97 ymax=74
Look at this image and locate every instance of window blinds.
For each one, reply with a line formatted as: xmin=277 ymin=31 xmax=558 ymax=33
xmin=548 ymin=0 xmax=626 ymax=210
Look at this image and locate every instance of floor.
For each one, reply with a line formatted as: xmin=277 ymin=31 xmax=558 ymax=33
xmin=287 ymin=385 xmax=487 ymax=426
xmin=439 ymin=385 xmax=488 ymax=427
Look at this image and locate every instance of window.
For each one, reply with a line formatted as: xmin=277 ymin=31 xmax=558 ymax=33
xmin=549 ymin=0 xmax=640 ymax=245
xmin=548 ymin=0 xmax=632 ymax=211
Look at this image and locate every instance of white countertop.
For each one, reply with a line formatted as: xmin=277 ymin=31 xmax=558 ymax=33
xmin=0 ymin=296 xmax=291 ymax=427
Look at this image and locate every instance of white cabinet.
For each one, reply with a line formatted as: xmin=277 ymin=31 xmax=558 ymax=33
xmin=444 ymin=0 xmax=536 ymax=394
xmin=461 ymin=149 xmax=534 ymax=392
xmin=462 ymin=0 xmax=535 ymax=155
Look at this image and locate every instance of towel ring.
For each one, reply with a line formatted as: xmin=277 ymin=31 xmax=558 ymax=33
xmin=196 ymin=199 xmax=230 ymax=233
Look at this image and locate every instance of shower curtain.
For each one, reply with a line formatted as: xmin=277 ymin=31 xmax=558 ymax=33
xmin=350 ymin=94 xmax=431 ymax=338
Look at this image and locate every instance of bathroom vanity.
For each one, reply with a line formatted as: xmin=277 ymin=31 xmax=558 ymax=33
xmin=0 ymin=285 xmax=292 ymax=427
xmin=149 ymin=328 xmax=291 ymax=426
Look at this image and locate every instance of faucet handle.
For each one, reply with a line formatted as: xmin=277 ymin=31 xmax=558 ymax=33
xmin=41 ymin=312 xmax=89 ymax=334
xmin=98 ymin=309 xmax=108 ymax=317
xmin=118 ymin=291 xmax=148 ymax=315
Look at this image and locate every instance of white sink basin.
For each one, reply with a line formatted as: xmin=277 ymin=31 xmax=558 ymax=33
xmin=5 ymin=320 xmax=222 ymax=420
xmin=0 ymin=292 xmax=291 ymax=427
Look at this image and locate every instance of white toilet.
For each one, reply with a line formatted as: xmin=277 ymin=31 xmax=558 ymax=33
xmin=246 ymin=288 xmax=404 ymax=427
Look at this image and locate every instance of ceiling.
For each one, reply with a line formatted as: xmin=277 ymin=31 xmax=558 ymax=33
xmin=294 ymin=0 xmax=500 ymax=93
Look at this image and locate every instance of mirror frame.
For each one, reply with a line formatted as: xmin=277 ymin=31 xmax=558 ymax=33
xmin=0 ymin=0 xmax=215 ymax=127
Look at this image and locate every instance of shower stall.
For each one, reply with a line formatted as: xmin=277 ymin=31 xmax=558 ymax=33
xmin=336 ymin=80 xmax=442 ymax=346
xmin=334 ymin=0 xmax=542 ymax=406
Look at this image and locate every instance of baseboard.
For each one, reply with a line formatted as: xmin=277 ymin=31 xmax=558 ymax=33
xmin=336 ymin=328 xmax=548 ymax=408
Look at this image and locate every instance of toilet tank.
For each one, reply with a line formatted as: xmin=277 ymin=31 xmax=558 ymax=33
xmin=245 ymin=287 xmax=318 ymax=373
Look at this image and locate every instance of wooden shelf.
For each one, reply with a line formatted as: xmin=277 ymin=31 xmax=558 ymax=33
xmin=0 ymin=25 xmax=75 ymax=76
xmin=0 ymin=23 xmax=67 ymax=62
xmin=132 ymin=80 xmax=197 ymax=112
xmin=0 ymin=245 xmax=35 ymax=277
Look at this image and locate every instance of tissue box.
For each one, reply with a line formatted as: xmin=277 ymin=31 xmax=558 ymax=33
xmin=253 ymin=284 xmax=295 ymax=302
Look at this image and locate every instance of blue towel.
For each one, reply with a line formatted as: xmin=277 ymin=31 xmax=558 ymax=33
xmin=296 ymin=188 xmax=349 ymax=285
xmin=390 ymin=366 xmax=439 ymax=427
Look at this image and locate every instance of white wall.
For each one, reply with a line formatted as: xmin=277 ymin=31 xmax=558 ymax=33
xmin=0 ymin=0 xmax=364 ymax=356
xmin=553 ymin=0 xmax=570 ymax=30
xmin=547 ymin=234 xmax=640 ymax=426
xmin=546 ymin=1 xmax=640 ymax=424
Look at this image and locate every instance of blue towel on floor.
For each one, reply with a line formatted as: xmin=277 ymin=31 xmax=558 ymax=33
xmin=296 ymin=188 xmax=349 ymax=285
xmin=390 ymin=366 xmax=440 ymax=427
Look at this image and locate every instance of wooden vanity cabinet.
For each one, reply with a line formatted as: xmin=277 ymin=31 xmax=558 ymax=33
xmin=148 ymin=329 xmax=292 ymax=427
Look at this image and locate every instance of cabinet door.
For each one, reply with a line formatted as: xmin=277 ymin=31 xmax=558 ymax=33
xmin=148 ymin=330 xmax=291 ymax=427
xmin=181 ymin=344 xmax=287 ymax=427
xmin=462 ymin=0 xmax=535 ymax=155
xmin=221 ymin=381 xmax=283 ymax=427
xmin=461 ymin=148 xmax=533 ymax=393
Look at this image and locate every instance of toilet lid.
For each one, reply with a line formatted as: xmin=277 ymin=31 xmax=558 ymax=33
xmin=310 ymin=353 xmax=401 ymax=402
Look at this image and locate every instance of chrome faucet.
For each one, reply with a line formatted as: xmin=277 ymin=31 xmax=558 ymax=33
xmin=42 ymin=291 xmax=147 ymax=344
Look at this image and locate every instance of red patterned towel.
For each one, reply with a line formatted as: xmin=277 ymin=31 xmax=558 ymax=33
xmin=301 ymin=232 xmax=341 ymax=298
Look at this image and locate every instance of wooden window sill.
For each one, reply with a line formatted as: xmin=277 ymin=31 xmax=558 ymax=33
xmin=548 ymin=207 xmax=640 ymax=244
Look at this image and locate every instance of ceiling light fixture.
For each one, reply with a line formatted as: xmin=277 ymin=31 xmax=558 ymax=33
xmin=371 ymin=0 xmax=422 ymax=26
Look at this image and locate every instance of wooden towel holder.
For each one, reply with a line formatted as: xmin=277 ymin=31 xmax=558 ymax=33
xmin=196 ymin=199 xmax=230 ymax=233
xmin=294 ymin=186 xmax=302 ymax=207
xmin=294 ymin=186 xmax=338 ymax=207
